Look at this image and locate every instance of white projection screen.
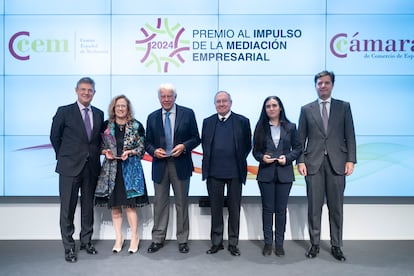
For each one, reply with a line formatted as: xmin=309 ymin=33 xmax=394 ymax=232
xmin=1 ymin=0 xmax=414 ymax=196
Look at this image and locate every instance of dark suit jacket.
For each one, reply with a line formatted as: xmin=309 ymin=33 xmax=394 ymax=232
xmin=253 ymin=122 xmax=301 ymax=183
xmin=297 ymin=98 xmax=356 ymax=175
xmin=50 ymin=102 xmax=104 ymax=177
xmin=201 ymin=112 xmax=252 ymax=184
xmin=145 ymin=104 xmax=200 ymax=183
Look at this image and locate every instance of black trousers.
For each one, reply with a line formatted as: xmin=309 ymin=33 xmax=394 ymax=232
xmin=59 ymin=163 xmax=97 ymax=250
xmin=258 ymin=181 xmax=292 ymax=246
xmin=207 ymin=177 xmax=242 ymax=247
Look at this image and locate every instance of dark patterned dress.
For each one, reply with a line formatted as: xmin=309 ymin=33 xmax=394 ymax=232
xmin=97 ymin=122 xmax=149 ymax=208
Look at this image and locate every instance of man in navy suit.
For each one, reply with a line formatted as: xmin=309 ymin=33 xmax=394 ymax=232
xmin=50 ymin=77 xmax=104 ymax=262
xmin=202 ymin=91 xmax=252 ymax=256
xmin=146 ymin=83 xmax=200 ymax=254
xmin=297 ymin=71 xmax=356 ymax=262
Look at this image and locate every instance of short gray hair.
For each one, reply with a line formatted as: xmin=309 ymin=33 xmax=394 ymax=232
xmin=214 ymin=90 xmax=232 ymax=103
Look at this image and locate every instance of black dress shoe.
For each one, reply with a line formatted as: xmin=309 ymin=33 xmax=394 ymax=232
xmin=147 ymin=242 xmax=163 ymax=253
xmin=331 ymin=246 xmax=346 ymax=262
xmin=262 ymin=244 xmax=272 ymax=256
xmin=80 ymin=243 xmax=98 ymax=255
xmin=228 ymin=245 xmax=241 ymax=256
xmin=305 ymin=244 xmax=320 ymax=258
xmin=275 ymin=246 xmax=285 ymax=256
xmin=178 ymin=243 xmax=189 ymax=253
xmin=65 ymin=248 xmax=77 ymax=263
xmin=206 ymin=244 xmax=224 ymax=254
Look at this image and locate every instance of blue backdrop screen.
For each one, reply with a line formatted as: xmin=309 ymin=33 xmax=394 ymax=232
xmin=1 ymin=0 xmax=414 ymax=196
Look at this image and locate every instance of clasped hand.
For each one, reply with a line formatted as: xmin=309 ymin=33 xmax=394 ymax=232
xmin=263 ymin=154 xmax=286 ymax=165
xmin=104 ymin=149 xmax=130 ymax=161
xmin=154 ymin=144 xmax=185 ymax=159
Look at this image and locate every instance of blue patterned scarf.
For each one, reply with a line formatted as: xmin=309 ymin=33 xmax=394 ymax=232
xmin=95 ymin=119 xmax=145 ymax=199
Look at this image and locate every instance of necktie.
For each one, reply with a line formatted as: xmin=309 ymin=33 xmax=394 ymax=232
xmin=83 ymin=107 xmax=92 ymax=140
xmin=220 ymin=117 xmax=225 ymax=122
xmin=321 ymin=101 xmax=328 ymax=133
xmin=164 ymin=111 xmax=173 ymax=155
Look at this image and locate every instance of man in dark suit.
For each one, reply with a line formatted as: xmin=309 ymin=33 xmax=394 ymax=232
xmin=146 ymin=83 xmax=200 ymax=254
xmin=297 ymin=70 xmax=356 ymax=262
xmin=202 ymin=91 xmax=252 ymax=256
xmin=50 ymin=77 xmax=104 ymax=262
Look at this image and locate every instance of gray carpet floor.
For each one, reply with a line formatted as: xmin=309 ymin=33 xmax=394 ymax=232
xmin=0 ymin=240 xmax=413 ymax=276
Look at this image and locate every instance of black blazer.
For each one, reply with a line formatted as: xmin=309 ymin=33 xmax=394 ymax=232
xmin=253 ymin=122 xmax=301 ymax=183
xmin=201 ymin=112 xmax=252 ymax=184
xmin=145 ymin=104 xmax=200 ymax=183
xmin=50 ymin=102 xmax=104 ymax=177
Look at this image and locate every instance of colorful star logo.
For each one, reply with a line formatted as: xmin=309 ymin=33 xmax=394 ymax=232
xmin=135 ymin=18 xmax=190 ymax=73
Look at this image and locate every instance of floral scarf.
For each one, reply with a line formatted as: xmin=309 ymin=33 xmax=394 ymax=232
xmin=95 ymin=119 xmax=145 ymax=199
